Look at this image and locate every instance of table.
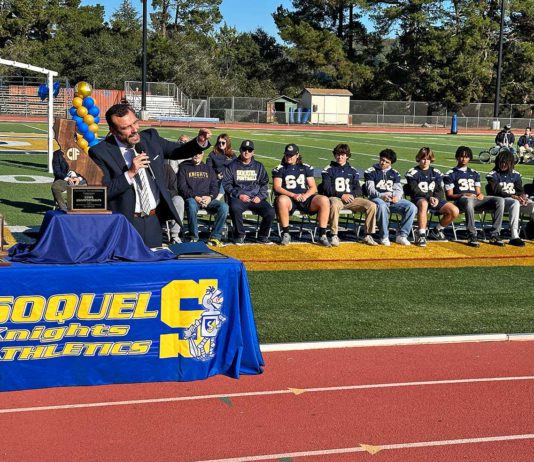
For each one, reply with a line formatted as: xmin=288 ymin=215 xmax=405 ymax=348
xmin=9 ymin=211 xmax=176 ymax=264
xmin=0 ymin=257 xmax=264 ymax=391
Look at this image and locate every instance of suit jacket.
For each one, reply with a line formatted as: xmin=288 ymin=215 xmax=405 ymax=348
xmin=52 ymin=150 xmax=69 ymax=181
xmin=89 ymin=128 xmax=209 ymax=223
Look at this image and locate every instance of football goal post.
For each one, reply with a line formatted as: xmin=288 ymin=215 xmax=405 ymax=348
xmin=0 ymin=58 xmax=58 ymax=172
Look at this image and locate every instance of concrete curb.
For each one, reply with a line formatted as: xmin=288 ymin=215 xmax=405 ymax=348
xmin=260 ymin=333 xmax=534 ymax=352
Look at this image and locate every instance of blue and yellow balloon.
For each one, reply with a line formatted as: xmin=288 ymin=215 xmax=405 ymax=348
xmin=70 ymin=81 xmax=101 ymax=152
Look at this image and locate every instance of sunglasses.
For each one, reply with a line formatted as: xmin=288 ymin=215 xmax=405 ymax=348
xmin=241 ymin=148 xmax=253 ymax=152
xmin=285 ymin=152 xmax=298 ymax=157
xmin=217 ymin=140 xmax=226 ymax=145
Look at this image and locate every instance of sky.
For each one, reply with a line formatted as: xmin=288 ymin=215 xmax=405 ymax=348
xmin=81 ymin=0 xmax=293 ymax=38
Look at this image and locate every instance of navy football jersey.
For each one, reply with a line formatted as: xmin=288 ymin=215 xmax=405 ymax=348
xmin=486 ymin=170 xmax=524 ymax=197
xmin=272 ymin=163 xmax=314 ymax=194
xmin=364 ymin=164 xmax=401 ymax=194
xmin=321 ymin=161 xmax=362 ymax=198
xmin=443 ymin=167 xmax=480 ymax=195
xmin=405 ymin=166 xmax=444 ymax=199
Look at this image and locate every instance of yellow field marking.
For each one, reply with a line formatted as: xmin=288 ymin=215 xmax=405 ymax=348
xmin=217 ymin=242 xmax=534 ymax=271
xmin=0 ymin=133 xmax=58 ymax=152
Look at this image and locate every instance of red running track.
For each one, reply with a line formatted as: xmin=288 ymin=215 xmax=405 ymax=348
xmin=0 ymin=340 xmax=533 ymax=461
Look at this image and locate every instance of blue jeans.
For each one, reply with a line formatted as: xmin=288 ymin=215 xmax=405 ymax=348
xmin=185 ymin=198 xmax=229 ymax=240
xmin=372 ymin=197 xmax=417 ymax=239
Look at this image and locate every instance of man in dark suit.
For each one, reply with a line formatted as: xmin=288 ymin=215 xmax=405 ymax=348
xmin=51 ymin=149 xmax=86 ymax=211
xmin=89 ymin=103 xmax=211 ymax=247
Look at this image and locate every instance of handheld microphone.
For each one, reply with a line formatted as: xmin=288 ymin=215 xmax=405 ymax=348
xmin=134 ymin=142 xmax=155 ymax=179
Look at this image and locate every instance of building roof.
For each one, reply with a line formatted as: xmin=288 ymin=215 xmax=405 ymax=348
xmin=267 ymin=95 xmax=299 ymax=103
xmin=303 ymin=88 xmax=353 ymax=96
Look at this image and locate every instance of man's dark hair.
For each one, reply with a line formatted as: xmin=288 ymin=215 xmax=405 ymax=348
xmin=105 ymin=104 xmax=135 ymax=129
xmin=379 ymin=148 xmax=397 ymax=164
xmin=494 ymin=149 xmax=515 ymax=172
xmin=333 ymin=143 xmax=351 ymax=158
xmin=281 ymin=154 xmax=303 ymax=166
xmin=455 ymin=146 xmax=473 ymax=160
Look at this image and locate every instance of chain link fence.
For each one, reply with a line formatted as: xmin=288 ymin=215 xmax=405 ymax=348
xmin=2 ymin=76 xmax=533 ymax=128
xmin=206 ymin=96 xmax=533 ymax=128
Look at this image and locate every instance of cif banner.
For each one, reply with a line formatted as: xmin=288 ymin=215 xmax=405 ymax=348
xmin=0 ymin=259 xmax=263 ymax=391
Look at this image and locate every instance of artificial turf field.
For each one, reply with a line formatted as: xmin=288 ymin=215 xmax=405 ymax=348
xmin=1 ymin=121 xmax=534 ymax=344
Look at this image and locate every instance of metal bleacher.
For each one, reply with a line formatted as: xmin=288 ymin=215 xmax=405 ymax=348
xmin=0 ymin=83 xmax=67 ymax=117
xmin=124 ymin=81 xmax=218 ymax=123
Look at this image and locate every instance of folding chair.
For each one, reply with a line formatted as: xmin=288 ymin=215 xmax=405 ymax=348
xmin=228 ymin=209 xmax=262 ymax=240
xmin=182 ymin=209 xmax=229 ymax=241
xmin=336 ymin=208 xmax=366 ymax=240
xmin=403 ymin=183 xmax=461 ymax=240
xmin=272 ymin=192 xmax=317 ymax=243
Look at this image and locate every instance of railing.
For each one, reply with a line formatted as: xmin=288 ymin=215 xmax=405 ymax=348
xmin=125 ymin=81 xmax=192 ymax=118
xmin=0 ymin=85 xmax=68 ymax=117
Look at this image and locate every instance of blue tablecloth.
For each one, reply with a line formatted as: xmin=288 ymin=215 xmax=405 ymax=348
xmin=0 ymin=257 xmax=263 ymax=391
xmin=9 ymin=211 xmax=175 ymax=263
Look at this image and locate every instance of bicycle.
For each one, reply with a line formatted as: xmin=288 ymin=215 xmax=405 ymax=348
xmin=478 ymin=145 xmax=519 ymax=164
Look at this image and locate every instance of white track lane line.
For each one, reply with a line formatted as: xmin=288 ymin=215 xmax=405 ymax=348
xmin=1 ymin=375 xmax=533 ymax=415
xmin=196 ymin=434 xmax=534 ymax=462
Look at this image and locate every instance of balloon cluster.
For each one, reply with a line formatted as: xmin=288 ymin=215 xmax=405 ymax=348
xmin=68 ymin=81 xmax=100 ymax=153
xmin=37 ymin=81 xmax=60 ymax=100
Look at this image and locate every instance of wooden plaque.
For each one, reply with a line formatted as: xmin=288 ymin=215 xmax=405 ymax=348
xmin=53 ymin=118 xmax=105 ymax=186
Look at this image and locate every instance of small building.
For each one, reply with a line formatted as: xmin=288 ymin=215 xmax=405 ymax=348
xmin=301 ymin=88 xmax=353 ymax=125
xmin=266 ymin=95 xmax=299 ymax=124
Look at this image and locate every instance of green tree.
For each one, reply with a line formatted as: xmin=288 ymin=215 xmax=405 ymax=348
xmin=500 ymin=0 xmax=534 ymax=107
xmin=274 ymin=8 xmax=373 ymax=92
xmin=151 ymin=0 xmax=222 ymax=36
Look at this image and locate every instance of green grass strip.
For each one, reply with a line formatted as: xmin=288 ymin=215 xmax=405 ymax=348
xmin=249 ymin=266 xmax=534 ymax=344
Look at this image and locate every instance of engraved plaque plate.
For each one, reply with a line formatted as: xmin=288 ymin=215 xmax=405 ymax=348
xmin=67 ymin=186 xmax=110 ymax=213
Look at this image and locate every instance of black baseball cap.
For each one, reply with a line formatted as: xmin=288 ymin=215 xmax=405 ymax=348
xmin=240 ymin=140 xmax=255 ymax=151
xmin=284 ymin=143 xmax=299 ymax=156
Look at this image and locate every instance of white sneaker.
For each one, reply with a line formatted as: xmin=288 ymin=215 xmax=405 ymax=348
xmin=318 ymin=235 xmax=332 ymax=247
xmin=395 ymin=235 xmax=411 ymax=246
xmin=379 ymin=237 xmax=391 ymax=246
xmin=331 ymin=235 xmax=340 ymax=247
xmin=281 ymin=233 xmax=291 ymax=246
xmin=362 ymin=234 xmax=378 ymax=246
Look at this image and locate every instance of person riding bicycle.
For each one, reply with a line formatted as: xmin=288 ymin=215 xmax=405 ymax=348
xmin=495 ymin=124 xmax=516 ymax=154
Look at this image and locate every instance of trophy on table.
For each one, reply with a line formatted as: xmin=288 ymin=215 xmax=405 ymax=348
xmin=54 ymin=117 xmax=110 ymax=213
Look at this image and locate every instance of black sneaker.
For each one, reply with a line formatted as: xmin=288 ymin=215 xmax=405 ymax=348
xmin=429 ymin=228 xmax=447 ymax=241
xmin=234 ymin=236 xmax=245 ymax=245
xmin=508 ymin=238 xmax=525 ymax=247
xmin=467 ymin=234 xmax=480 ymax=247
xmin=257 ymin=236 xmax=274 ymax=245
xmin=489 ymin=235 xmax=505 ymax=247
xmin=415 ymin=234 xmax=427 ymax=247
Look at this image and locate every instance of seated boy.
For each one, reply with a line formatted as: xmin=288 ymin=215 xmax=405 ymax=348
xmin=364 ymin=148 xmax=417 ymax=246
xmin=177 ymin=149 xmax=229 ymax=246
xmin=272 ymin=144 xmax=331 ymax=247
xmin=486 ymin=149 xmax=531 ymax=247
xmin=321 ymin=143 xmax=377 ymax=246
xmin=405 ymin=147 xmax=459 ymax=246
xmin=443 ymin=146 xmax=505 ymax=247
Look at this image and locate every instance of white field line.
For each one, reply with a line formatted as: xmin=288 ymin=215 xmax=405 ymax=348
xmin=1 ymin=375 xmax=533 ymax=415
xmin=196 ymin=433 xmax=534 ymax=462
xmin=21 ymin=124 xmax=47 ymax=133
xmin=250 ymin=142 xmax=459 ymax=170
xmin=252 ymin=133 xmax=490 ymax=152
xmin=260 ymin=333 xmax=534 ymax=352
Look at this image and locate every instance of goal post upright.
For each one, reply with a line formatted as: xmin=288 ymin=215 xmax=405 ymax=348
xmin=0 ymin=58 xmax=59 ymax=172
